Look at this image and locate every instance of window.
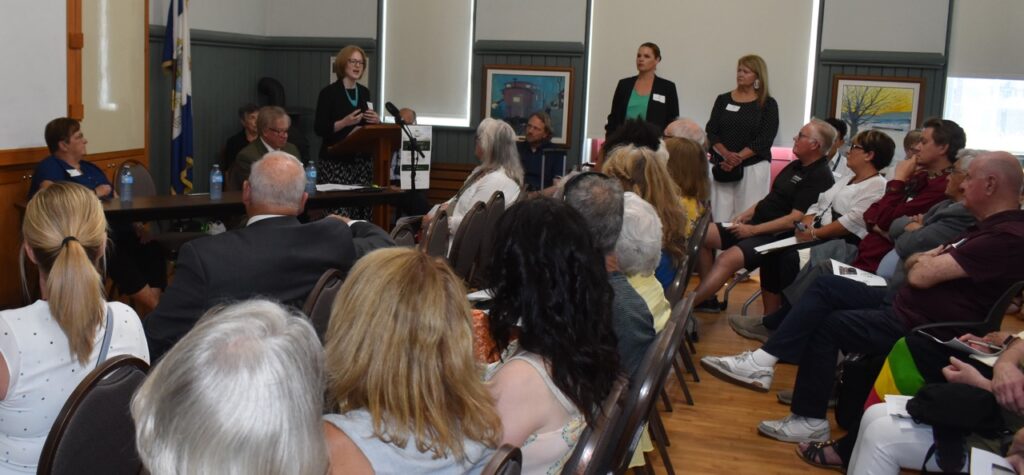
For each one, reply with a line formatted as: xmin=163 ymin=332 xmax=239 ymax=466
xmin=944 ymin=78 xmax=1024 ymax=154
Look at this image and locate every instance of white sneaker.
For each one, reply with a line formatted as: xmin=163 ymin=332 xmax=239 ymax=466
xmin=758 ymin=414 xmax=830 ymax=443
xmin=700 ymin=351 xmax=774 ymax=392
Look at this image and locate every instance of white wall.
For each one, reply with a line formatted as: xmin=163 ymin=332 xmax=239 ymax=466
xmin=0 ymin=1 xmax=66 ymax=149
xmin=475 ymin=0 xmax=586 ymax=43
xmin=587 ymin=0 xmax=814 ymax=142
xmin=820 ymin=0 xmax=947 ymax=54
xmin=150 ymin=0 xmax=376 ymax=38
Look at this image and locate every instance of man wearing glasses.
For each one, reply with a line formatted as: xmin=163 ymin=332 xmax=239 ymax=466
xmin=229 ymin=106 xmax=301 ymax=190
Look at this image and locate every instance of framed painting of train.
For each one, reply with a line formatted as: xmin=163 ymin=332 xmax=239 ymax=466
xmin=483 ymin=65 xmax=573 ymax=145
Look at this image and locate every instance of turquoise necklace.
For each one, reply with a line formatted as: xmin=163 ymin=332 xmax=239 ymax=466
xmin=344 ymin=84 xmax=359 ymax=107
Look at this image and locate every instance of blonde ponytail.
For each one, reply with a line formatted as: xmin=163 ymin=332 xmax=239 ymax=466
xmin=22 ymin=182 xmax=107 ymax=365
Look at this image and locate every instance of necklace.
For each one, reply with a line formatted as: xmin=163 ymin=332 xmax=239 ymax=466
xmin=344 ymin=85 xmax=359 ymax=107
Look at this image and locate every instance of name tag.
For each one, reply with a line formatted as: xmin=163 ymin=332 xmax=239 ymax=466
xmin=652 ymin=93 xmax=665 ymax=104
xmin=66 ymin=168 xmax=83 ymax=177
xmin=725 ymin=103 xmax=741 ymax=112
xmin=790 ymin=175 xmax=803 ymax=184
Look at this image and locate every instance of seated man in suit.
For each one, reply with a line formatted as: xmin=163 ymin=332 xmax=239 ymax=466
xmin=227 ymin=106 xmax=301 ymax=190
xmin=701 ymin=151 xmax=1024 ymax=444
xmin=144 ymin=151 xmax=394 ymax=361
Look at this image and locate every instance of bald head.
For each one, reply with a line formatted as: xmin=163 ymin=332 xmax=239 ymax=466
xmin=664 ymin=118 xmax=707 ymax=150
xmin=244 ymin=151 xmax=307 ymax=215
xmin=961 ymin=151 xmax=1024 ymax=219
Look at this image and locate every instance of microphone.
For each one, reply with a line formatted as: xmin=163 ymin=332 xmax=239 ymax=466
xmin=385 ymin=101 xmax=405 ymax=125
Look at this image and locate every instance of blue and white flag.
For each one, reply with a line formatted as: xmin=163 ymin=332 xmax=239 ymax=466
xmin=162 ymin=0 xmax=193 ymax=194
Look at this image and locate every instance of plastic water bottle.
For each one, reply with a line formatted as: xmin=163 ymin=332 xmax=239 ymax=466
xmin=305 ymin=161 xmax=317 ymax=195
xmin=119 ymin=165 xmax=133 ymax=202
xmin=210 ymin=164 xmax=224 ymax=200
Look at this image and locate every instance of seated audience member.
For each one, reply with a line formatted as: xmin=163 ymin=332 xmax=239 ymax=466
xmin=840 ymin=336 xmax=1024 ymax=473
xmin=884 ymin=128 xmax=924 ymax=179
xmin=322 ymin=248 xmax=500 ymax=473
xmin=29 ymin=117 xmax=166 ymax=314
xmin=617 ymin=192 xmax=671 ymax=331
xmin=487 ymin=198 xmax=620 ymax=474
xmin=601 ymin=118 xmax=663 ymax=163
xmin=701 ymin=152 xmax=1024 ymax=444
xmin=602 ymin=145 xmax=689 ymax=288
xmin=132 ymin=300 xmax=326 ymax=475
xmin=664 ymin=117 xmax=708 ymax=150
xmin=822 ymin=117 xmax=849 ymax=179
xmin=850 ymin=118 xmax=966 ymax=273
xmin=663 ymin=136 xmax=710 ymax=238
xmin=221 ymin=103 xmax=259 ymax=171
xmin=755 ymin=130 xmax=892 ymax=315
xmin=228 ymin=106 xmax=301 ymax=190
xmin=741 ymin=149 xmax=983 ymax=342
xmin=692 ymin=119 xmax=837 ymax=312
xmin=561 ymin=173 xmax=655 ymax=375
xmin=432 ymin=118 xmax=522 ymax=235
xmin=1 ymin=182 xmax=149 ymax=473
xmin=143 ymin=152 xmax=393 ymax=360
xmin=517 ymin=111 xmax=563 ymax=191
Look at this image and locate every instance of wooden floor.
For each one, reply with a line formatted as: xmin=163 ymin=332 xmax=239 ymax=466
xmin=645 ymin=277 xmax=1024 ymax=474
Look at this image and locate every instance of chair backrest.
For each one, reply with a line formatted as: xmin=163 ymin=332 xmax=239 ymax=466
xmin=420 ymin=209 xmax=450 ymax=258
xmin=560 ymin=375 xmax=629 ymax=475
xmin=481 ymin=444 xmax=523 ymax=475
xmin=612 ymin=293 xmax=695 ymax=472
xmin=448 ymin=201 xmax=488 ymax=282
xmin=683 ymin=208 xmax=712 ymax=287
xmin=302 ymin=268 xmax=344 ymax=341
xmin=116 ymin=161 xmax=157 ymax=198
xmin=390 ymin=218 xmax=420 ymax=247
xmin=471 ymin=191 xmax=506 ymax=288
xmin=664 ymin=255 xmax=689 ymax=308
xmin=38 ymin=355 xmax=149 ymax=475
xmin=912 ymin=280 xmax=1024 ymax=337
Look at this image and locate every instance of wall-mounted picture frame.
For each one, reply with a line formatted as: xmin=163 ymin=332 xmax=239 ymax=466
xmin=830 ymin=75 xmax=925 ymax=140
xmin=483 ymin=65 xmax=572 ymax=145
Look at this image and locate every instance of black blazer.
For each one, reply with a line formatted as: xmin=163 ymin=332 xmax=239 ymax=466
xmin=143 ymin=216 xmax=394 ymax=360
xmin=605 ymin=75 xmax=679 ymax=137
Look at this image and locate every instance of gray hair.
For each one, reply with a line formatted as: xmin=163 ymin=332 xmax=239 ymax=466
xmin=256 ymin=105 xmax=290 ymax=135
xmin=250 ymin=151 xmax=306 ymax=209
xmin=807 ymin=118 xmax=837 ymax=153
xmin=131 ymin=299 xmax=327 ymax=475
xmin=616 ymin=192 xmax=663 ymax=276
xmin=664 ymin=118 xmax=708 ymax=150
xmin=956 ymin=148 xmax=989 ymax=170
xmin=477 ymin=118 xmax=524 ymax=185
xmin=562 ymin=172 xmax=624 ymax=255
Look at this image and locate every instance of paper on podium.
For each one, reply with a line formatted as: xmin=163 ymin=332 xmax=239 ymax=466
xmin=831 ymin=259 xmax=887 ymax=287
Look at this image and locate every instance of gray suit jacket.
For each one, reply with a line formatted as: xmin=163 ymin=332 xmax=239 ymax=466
xmin=889 ymin=199 xmax=977 ymax=257
xmin=143 ymin=216 xmax=393 ymax=360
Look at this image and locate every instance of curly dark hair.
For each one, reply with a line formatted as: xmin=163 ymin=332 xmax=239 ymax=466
xmin=487 ymin=197 xmax=621 ymax=424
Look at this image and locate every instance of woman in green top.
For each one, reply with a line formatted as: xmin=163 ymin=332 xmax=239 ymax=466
xmin=605 ymin=42 xmax=679 ymax=138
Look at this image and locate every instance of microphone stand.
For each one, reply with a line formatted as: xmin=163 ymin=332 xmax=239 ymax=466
xmin=394 ymin=118 xmax=425 ymax=192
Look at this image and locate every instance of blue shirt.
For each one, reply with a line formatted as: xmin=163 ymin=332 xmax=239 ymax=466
xmin=29 ymin=156 xmax=111 ymax=199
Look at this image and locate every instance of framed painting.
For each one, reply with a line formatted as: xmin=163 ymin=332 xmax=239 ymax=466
xmin=830 ymin=75 xmax=925 ymax=140
xmin=483 ymin=65 xmax=572 ymax=145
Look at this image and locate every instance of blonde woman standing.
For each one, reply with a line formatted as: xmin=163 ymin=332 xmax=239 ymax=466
xmin=0 ymin=182 xmax=148 ymax=474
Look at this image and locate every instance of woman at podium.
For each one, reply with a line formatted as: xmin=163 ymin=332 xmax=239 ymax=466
xmin=314 ymin=45 xmax=380 ymax=218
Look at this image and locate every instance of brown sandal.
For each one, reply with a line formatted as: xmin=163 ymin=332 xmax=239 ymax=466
xmin=796 ymin=440 xmax=846 ymax=473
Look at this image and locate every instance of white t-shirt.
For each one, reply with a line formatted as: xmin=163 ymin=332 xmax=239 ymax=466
xmin=448 ymin=167 xmax=521 ymax=235
xmin=805 ymin=174 xmax=887 ymax=238
xmin=0 ymin=300 xmax=149 ymax=473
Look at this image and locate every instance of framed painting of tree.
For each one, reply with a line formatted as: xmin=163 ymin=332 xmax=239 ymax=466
xmin=830 ymin=75 xmax=924 ymax=140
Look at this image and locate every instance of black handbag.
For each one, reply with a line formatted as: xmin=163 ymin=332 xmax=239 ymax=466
xmin=710 ymin=149 xmax=744 ymax=182
xmin=907 ymin=383 xmax=1005 ymax=473
xmin=834 ymin=353 xmax=886 ymax=431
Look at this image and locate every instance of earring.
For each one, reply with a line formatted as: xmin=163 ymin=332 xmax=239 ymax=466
xmin=754 ymin=79 xmax=761 ymax=90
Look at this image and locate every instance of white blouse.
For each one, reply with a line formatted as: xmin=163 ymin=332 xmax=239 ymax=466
xmin=805 ymin=174 xmax=887 ymax=238
xmin=448 ymin=167 xmax=521 ymax=235
xmin=0 ymin=300 xmax=149 ymax=473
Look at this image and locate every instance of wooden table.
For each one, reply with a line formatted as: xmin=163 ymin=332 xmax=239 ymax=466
xmin=18 ymin=188 xmax=408 ymax=228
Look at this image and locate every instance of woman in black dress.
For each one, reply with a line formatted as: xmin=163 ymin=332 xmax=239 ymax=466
xmin=314 ymin=45 xmax=380 ymax=218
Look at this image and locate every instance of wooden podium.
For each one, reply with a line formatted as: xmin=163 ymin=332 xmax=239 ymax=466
xmin=326 ymin=124 xmax=402 ymax=229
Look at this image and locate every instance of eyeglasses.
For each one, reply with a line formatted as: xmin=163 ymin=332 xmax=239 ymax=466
xmin=267 ymin=127 xmax=289 ymax=135
xmin=850 ymin=144 xmax=866 ymax=152
xmin=347 ymin=59 xmax=365 ymax=66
